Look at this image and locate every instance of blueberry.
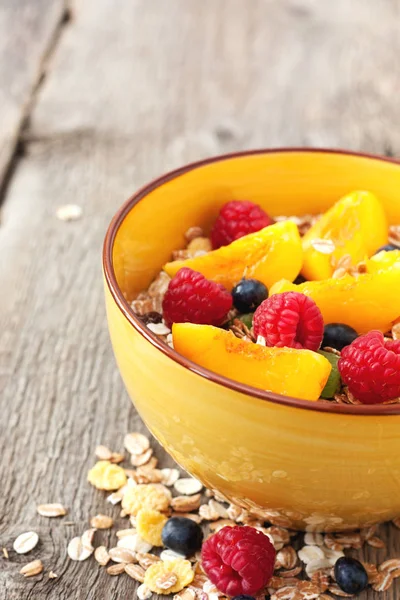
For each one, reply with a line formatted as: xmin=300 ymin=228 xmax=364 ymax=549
xmin=140 ymin=311 xmax=163 ymax=324
xmin=334 ymin=557 xmax=368 ymax=595
xmin=322 ymin=323 xmax=358 ymax=351
xmin=232 ymin=279 xmax=268 ymax=313
xmin=162 ymin=516 xmax=203 ymax=557
xmin=232 ymin=596 xmax=256 ymax=600
xmin=294 ymin=274 xmax=307 ymax=285
xmin=375 ymin=243 xmax=399 ymax=253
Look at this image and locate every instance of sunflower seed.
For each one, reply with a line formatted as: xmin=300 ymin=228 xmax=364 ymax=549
xmin=13 ymin=532 xmax=39 ymax=554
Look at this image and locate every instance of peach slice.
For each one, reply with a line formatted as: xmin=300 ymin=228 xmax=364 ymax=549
xmin=164 ymin=220 xmax=302 ymax=291
xmin=172 ymin=323 xmax=331 ymax=401
xmin=270 ymin=250 xmax=400 ymax=334
xmin=302 ymin=190 xmax=388 ymax=280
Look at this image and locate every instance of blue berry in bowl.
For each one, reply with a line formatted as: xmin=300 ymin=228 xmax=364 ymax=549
xmin=334 ymin=557 xmax=368 ymax=594
xmin=322 ymin=323 xmax=358 ymax=351
xmin=162 ymin=516 xmax=203 ymax=557
xmin=232 ymin=278 xmax=268 ymax=313
xmin=375 ymin=243 xmax=399 ymax=253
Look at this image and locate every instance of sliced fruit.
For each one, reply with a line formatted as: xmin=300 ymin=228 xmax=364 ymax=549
xmin=318 ymin=351 xmax=341 ymax=399
xmin=172 ymin=323 xmax=331 ymax=401
xmin=270 ymin=251 xmax=400 ymax=334
xmin=302 ymin=191 xmax=388 ymax=280
xmin=164 ymin=221 xmax=302 ymax=291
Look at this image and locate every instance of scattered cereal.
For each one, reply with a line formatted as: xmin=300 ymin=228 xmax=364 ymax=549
xmin=48 ymin=571 xmax=58 ymax=579
xmin=122 ymin=483 xmax=170 ymax=515
xmin=117 ymin=533 xmax=153 ymax=554
xmin=174 ymin=478 xmax=203 ymax=496
xmin=125 ymin=563 xmax=146 ymax=582
xmin=20 ymin=559 xmax=44 ymax=577
xmin=37 ymin=503 xmax=67 ymax=517
xmin=67 ymin=530 xmax=95 ymax=561
xmin=109 ymin=546 xmax=137 ymax=564
xmin=144 ymin=559 xmax=194 ymax=594
xmin=161 ymin=468 xmax=180 ymax=487
xmin=131 ymin=448 xmax=154 ymax=467
xmin=171 ymin=494 xmax=202 ymax=513
xmin=137 ymin=583 xmax=153 ymax=600
xmin=88 ymin=460 xmax=127 ymax=490
xmin=2 ymin=547 xmax=9 ymax=559
xmin=124 ymin=432 xmax=150 ymax=455
xmin=94 ymin=545 xmax=110 ymax=566
xmin=13 ymin=531 xmax=39 ymax=554
xmin=107 ymin=563 xmax=127 ymax=576
xmin=137 ymin=508 xmax=168 ymax=546
xmin=90 ymin=514 xmax=114 ymax=529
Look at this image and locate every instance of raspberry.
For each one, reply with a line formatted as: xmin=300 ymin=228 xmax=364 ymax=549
xmin=211 ymin=201 xmax=273 ymax=249
xmin=253 ymin=292 xmax=324 ymax=351
xmin=162 ymin=268 xmax=232 ymax=328
xmin=201 ymin=526 xmax=275 ymax=596
xmin=338 ymin=331 xmax=400 ymax=404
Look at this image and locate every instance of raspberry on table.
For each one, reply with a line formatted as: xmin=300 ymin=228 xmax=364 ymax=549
xmin=338 ymin=330 xmax=400 ymax=404
xmin=201 ymin=525 xmax=276 ymax=596
xmin=253 ymin=292 xmax=324 ymax=351
xmin=162 ymin=268 xmax=232 ymax=328
xmin=211 ymin=200 xmax=273 ymax=249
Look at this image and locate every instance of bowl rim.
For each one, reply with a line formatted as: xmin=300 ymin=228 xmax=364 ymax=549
xmin=103 ymin=147 xmax=400 ymax=416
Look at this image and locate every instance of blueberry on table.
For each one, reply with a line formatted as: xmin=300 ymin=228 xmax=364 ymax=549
xmin=161 ymin=516 xmax=203 ymax=557
xmin=375 ymin=243 xmax=399 ymax=253
xmin=322 ymin=323 xmax=358 ymax=351
xmin=232 ymin=279 xmax=268 ymax=313
xmin=334 ymin=557 xmax=368 ymax=595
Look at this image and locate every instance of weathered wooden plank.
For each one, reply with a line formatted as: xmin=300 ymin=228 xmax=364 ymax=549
xmin=0 ymin=0 xmax=66 ymax=187
xmin=1 ymin=0 xmax=400 ymax=598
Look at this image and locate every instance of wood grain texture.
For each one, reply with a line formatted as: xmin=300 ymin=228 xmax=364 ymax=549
xmin=1 ymin=0 xmax=400 ymax=597
xmin=0 ymin=0 xmax=67 ymax=187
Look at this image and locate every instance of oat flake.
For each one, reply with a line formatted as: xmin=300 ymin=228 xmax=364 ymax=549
xmin=174 ymin=477 xmax=203 ymax=495
xmin=13 ymin=531 xmax=39 ymax=554
xmin=37 ymin=503 xmax=67 ymax=517
xmin=20 ymin=559 xmax=43 ymax=577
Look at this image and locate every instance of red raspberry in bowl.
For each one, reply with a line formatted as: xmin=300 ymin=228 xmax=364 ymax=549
xmin=201 ymin=525 xmax=275 ymax=596
xmin=253 ymin=291 xmax=324 ymax=351
xmin=338 ymin=330 xmax=400 ymax=404
xmin=211 ymin=200 xmax=273 ymax=249
xmin=162 ymin=267 xmax=232 ymax=328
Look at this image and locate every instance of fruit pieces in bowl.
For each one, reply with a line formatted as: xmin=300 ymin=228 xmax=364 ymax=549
xmin=130 ymin=195 xmax=400 ymax=406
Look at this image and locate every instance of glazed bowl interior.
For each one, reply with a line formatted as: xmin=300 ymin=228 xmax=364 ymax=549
xmin=105 ymin=149 xmax=400 ymax=531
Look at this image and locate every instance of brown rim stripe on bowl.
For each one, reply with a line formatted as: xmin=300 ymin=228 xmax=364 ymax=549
xmin=103 ymin=147 xmax=400 ymax=416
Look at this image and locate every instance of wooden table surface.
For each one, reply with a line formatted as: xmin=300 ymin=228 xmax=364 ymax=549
xmin=2 ymin=0 xmax=400 ymax=598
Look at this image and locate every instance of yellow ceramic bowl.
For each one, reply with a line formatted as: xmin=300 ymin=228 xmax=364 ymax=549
xmin=103 ymin=149 xmax=400 ymax=532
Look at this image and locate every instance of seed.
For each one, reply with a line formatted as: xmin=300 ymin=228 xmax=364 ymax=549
xmin=37 ymin=503 xmax=67 ymax=517
xmin=125 ymin=563 xmax=146 ymax=582
xmin=20 ymin=559 xmax=43 ymax=577
xmin=94 ymin=546 xmax=110 ymax=566
xmin=174 ymin=478 xmax=203 ymax=496
xmin=109 ymin=547 xmax=137 ymax=564
xmin=124 ymin=432 xmax=150 ymax=455
xmin=107 ymin=563 xmax=126 ymax=575
xmin=13 ymin=531 xmax=39 ymax=554
xmin=90 ymin=514 xmax=114 ymax=529
xmin=2 ymin=548 xmax=9 ymax=559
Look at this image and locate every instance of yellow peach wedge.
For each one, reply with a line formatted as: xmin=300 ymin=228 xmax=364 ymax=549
xmin=164 ymin=220 xmax=302 ymax=290
xmin=270 ymin=250 xmax=400 ymax=334
xmin=172 ymin=323 xmax=331 ymax=401
xmin=302 ymin=190 xmax=388 ymax=280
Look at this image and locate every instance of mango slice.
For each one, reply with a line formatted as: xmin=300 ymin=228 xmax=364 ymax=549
xmin=270 ymin=251 xmax=400 ymax=334
xmin=302 ymin=191 xmax=388 ymax=280
xmin=172 ymin=323 xmax=331 ymax=401
xmin=164 ymin=221 xmax=302 ymax=291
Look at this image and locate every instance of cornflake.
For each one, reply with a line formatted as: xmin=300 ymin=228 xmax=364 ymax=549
xmin=144 ymin=559 xmax=194 ymax=594
xmin=122 ymin=483 xmax=170 ymax=515
xmin=136 ymin=508 xmax=168 ymax=546
xmin=88 ymin=460 xmax=127 ymax=490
